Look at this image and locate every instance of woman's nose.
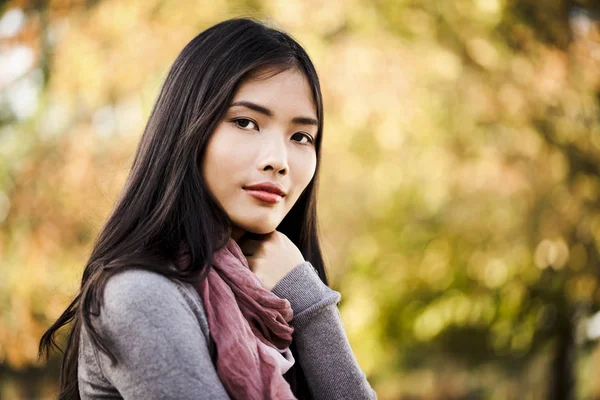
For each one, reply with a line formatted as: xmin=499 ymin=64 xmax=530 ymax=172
xmin=257 ymin=136 xmax=289 ymax=175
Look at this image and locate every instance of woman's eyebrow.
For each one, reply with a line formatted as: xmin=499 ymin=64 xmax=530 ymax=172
xmin=229 ymin=100 xmax=318 ymax=127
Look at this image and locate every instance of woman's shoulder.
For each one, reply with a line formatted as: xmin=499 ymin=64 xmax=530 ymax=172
xmin=103 ymin=267 xmax=185 ymax=300
xmin=97 ymin=268 xmax=210 ymax=338
xmin=79 ymin=268 xmax=221 ymax=398
xmin=102 ymin=268 xmax=190 ymax=308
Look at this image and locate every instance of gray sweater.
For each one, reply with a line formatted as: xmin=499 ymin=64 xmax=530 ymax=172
xmin=78 ymin=261 xmax=378 ymax=399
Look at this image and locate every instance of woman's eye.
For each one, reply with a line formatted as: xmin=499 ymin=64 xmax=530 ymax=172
xmin=232 ymin=119 xmax=313 ymax=145
xmin=232 ymin=118 xmax=258 ymax=130
xmin=292 ymin=132 xmax=314 ymax=145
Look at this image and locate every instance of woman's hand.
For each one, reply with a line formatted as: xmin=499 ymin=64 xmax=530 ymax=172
xmin=238 ymin=230 xmax=305 ymax=291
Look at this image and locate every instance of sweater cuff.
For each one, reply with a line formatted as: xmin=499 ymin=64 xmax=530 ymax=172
xmin=271 ymin=261 xmax=341 ymax=329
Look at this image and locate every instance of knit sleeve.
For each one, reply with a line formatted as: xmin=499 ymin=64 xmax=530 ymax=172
xmin=271 ymin=262 xmax=378 ymax=400
xmin=88 ymin=269 xmax=231 ymax=400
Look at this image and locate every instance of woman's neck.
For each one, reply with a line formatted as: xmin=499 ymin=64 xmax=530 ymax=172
xmin=231 ymin=226 xmax=246 ymax=243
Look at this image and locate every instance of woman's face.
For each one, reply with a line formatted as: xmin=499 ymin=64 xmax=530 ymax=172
xmin=202 ymin=68 xmax=318 ymax=240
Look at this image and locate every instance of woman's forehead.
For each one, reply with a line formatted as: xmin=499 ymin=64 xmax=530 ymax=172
xmin=232 ymin=69 xmax=317 ymax=119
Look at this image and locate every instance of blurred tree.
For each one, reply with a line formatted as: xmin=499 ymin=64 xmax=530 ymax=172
xmin=345 ymin=0 xmax=600 ymax=398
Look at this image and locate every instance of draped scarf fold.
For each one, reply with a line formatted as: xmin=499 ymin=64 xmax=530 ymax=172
xmin=176 ymin=238 xmax=298 ymax=400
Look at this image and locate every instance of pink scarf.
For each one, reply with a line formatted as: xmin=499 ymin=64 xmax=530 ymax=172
xmin=176 ymin=238 xmax=298 ymax=400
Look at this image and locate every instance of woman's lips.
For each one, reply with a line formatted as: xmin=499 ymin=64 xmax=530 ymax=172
xmin=244 ymin=189 xmax=283 ymax=204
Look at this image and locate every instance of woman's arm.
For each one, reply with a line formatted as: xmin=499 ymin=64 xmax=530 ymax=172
xmin=272 ymin=262 xmax=378 ymax=400
xmin=88 ymin=269 xmax=231 ymax=400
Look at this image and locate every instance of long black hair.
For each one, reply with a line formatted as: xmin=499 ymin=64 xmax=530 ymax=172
xmin=38 ymin=17 xmax=328 ymax=400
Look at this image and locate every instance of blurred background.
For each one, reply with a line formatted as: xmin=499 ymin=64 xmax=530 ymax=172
xmin=1 ymin=0 xmax=600 ymax=398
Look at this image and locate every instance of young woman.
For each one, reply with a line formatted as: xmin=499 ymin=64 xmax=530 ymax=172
xmin=39 ymin=17 xmax=377 ymax=400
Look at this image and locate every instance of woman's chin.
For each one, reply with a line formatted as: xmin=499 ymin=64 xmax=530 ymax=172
xmin=230 ymin=212 xmax=283 ymax=236
xmin=248 ymin=226 xmax=276 ymax=235
xmin=240 ymin=222 xmax=278 ymax=235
